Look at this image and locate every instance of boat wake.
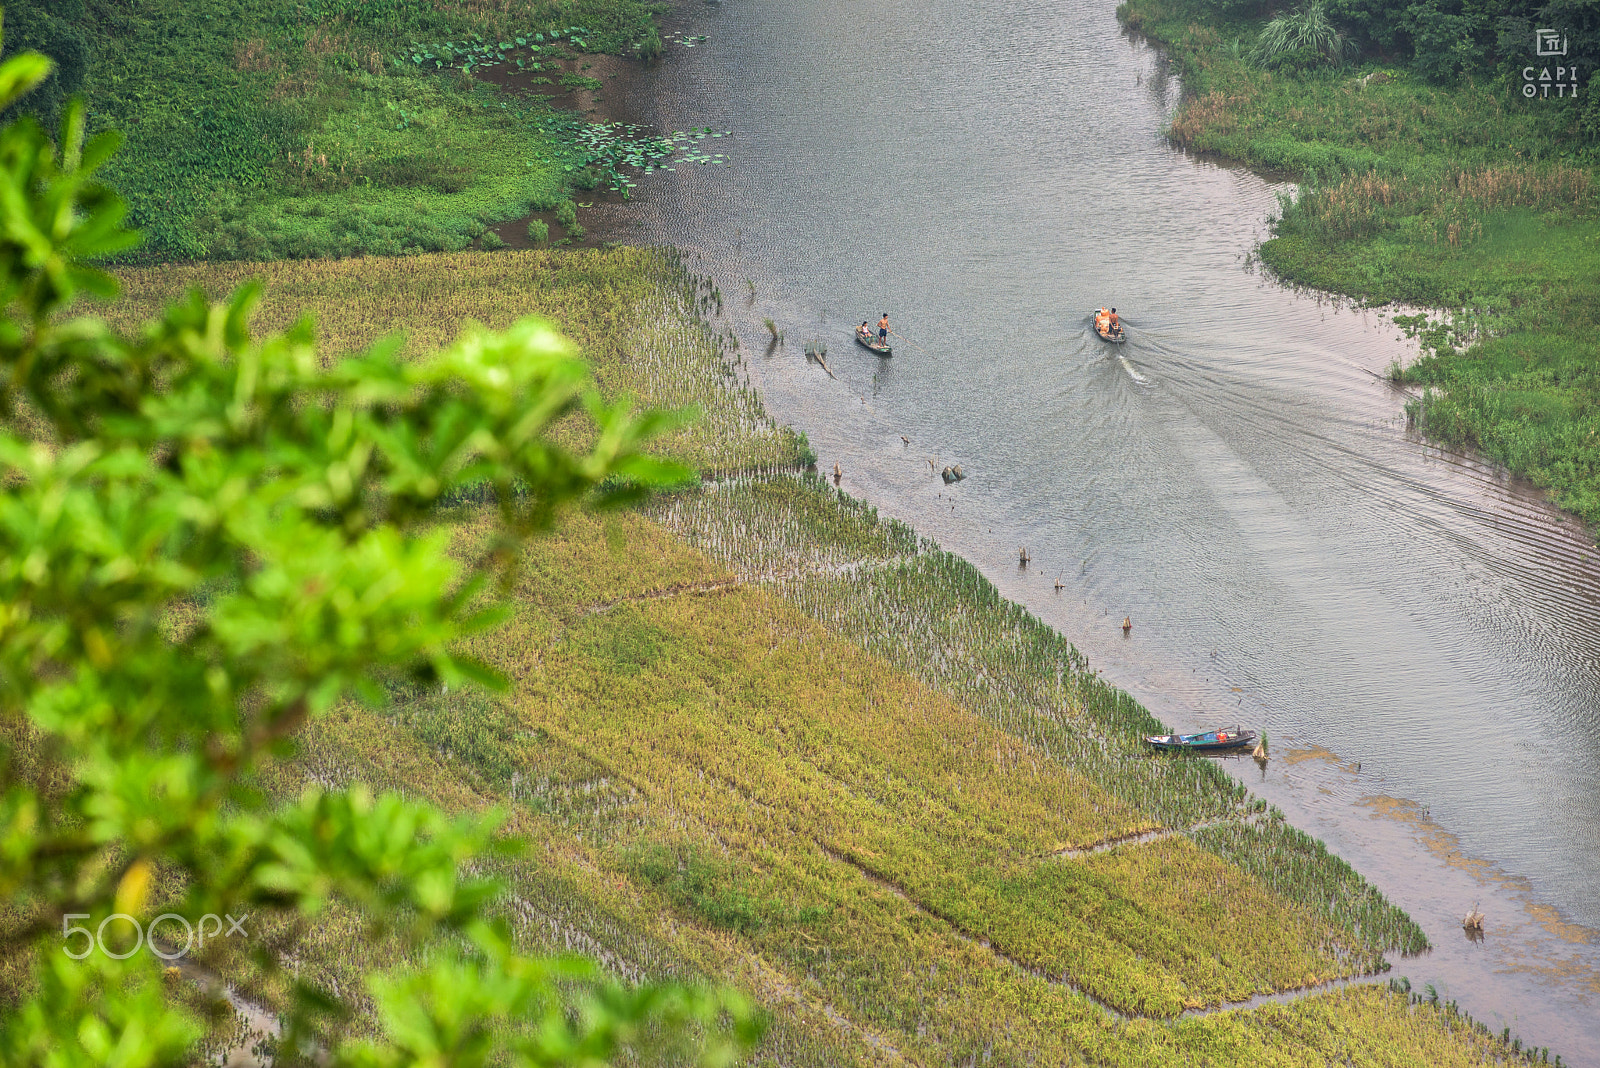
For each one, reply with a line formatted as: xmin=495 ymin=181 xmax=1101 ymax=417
xmin=1116 ymin=352 xmax=1148 ymax=385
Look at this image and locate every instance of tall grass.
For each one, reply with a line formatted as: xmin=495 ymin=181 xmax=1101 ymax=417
xmin=1252 ymin=2 xmax=1349 ymax=67
xmin=1284 ymin=164 xmax=1593 ymax=245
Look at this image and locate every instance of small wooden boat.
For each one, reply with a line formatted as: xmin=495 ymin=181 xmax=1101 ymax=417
xmin=1145 ymin=725 xmax=1256 ymax=752
xmin=855 ymin=331 xmax=892 ymax=356
xmin=1092 ymin=311 xmax=1125 ymax=343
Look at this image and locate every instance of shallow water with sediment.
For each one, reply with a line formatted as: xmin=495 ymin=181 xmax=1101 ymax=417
xmin=583 ymin=0 xmax=1600 ymax=1058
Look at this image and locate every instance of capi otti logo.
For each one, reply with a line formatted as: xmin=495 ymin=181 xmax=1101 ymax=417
xmin=1524 ymin=64 xmax=1580 ymax=98
xmin=1525 ymin=29 xmax=1579 ymax=98
xmin=1535 ymin=28 xmax=1566 ymax=57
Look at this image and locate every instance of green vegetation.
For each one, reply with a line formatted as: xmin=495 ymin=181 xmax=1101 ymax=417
xmin=1120 ymin=0 xmax=1600 ymax=528
xmin=0 ymin=59 xmax=756 ymax=1067
xmin=1 ymin=0 xmax=664 ymax=260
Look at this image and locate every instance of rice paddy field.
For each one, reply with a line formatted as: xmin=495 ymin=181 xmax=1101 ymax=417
xmin=117 ymin=250 xmax=1556 ymax=1064
xmin=107 ymin=248 xmax=802 ymax=474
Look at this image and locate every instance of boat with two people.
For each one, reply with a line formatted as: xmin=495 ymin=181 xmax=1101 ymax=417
xmin=1092 ymin=306 xmax=1125 ymax=343
xmin=856 ymin=315 xmax=892 ymax=356
xmin=1145 ymin=725 xmax=1256 ymax=752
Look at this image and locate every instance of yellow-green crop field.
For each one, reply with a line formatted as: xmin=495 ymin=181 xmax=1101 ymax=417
xmin=118 ymin=249 xmax=1548 ymax=1064
xmin=107 ymin=248 xmax=801 ymax=474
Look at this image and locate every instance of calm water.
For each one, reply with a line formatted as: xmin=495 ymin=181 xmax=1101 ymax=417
xmin=588 ymin=0 xmax=1600 ymax=1056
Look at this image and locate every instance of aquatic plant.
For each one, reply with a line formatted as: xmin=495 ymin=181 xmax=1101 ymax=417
xmin=571 ymin=122 xmax=731 ymax=197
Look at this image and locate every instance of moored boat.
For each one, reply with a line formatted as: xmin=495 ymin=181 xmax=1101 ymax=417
xmin=1145 ymin=725 xmax=1256 ymax=752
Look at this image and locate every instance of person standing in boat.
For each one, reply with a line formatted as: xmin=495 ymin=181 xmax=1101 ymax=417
xmin=1108 ymin=308 xmax=1121 ymax=333
xmin=877 ymin=313 xmax=890 ymax=346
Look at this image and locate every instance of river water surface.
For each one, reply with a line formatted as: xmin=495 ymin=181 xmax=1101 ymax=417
xmin=586 ymin=0 xmax=1600 ymax=1058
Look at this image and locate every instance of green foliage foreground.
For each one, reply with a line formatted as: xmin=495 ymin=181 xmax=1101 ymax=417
xmin=0 ymin=49 xmax=759 ymax=1068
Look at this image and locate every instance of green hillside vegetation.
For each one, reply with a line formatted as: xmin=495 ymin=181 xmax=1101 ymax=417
xmin=107 ymin=249 xmax=1563 ymax=1065
xmin=1119 ymin=0 xmax=1600 ymax=529
xmin=2 ymin=0 xmax=661 ymax=260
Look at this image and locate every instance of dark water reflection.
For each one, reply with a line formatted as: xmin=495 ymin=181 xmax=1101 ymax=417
xmin=587 ymin=0 xmax=1600 ymax=1056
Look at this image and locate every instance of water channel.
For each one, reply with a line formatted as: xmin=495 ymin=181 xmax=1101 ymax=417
xmin=584 ymin=0 xmax=1600 ymax=1058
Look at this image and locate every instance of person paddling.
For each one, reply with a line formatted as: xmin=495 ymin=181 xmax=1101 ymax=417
xmin=1108 ymin=308 xmax=1121 ymax=334
xmin=877 ymin=313 xmax=890 ymax=347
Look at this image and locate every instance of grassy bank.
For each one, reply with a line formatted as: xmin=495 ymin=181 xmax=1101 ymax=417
xmin=1119 ymin=0 xmax=1600 ymax=529
xmin=5 ymin=0 xmax=664 ymax=260
xmin=107 ymin=248 xmax=1564 ymax=1065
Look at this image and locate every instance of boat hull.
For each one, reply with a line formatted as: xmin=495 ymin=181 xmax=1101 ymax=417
xmin=856 ymin=334 xmax=892 ymax=356
xmin=1145 ymin=727 xmax=1256 ymax=752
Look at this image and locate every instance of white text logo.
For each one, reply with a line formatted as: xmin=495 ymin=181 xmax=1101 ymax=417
xmin=62 ymin=912 xmax=251 ymax=960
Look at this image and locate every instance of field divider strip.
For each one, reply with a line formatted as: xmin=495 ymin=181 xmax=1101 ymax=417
xmin=728 ymin=947 xmax=917 ymax=1066
xmin=577 ymin=555 xmax=919 ymax=617
xmin=1175 ymin=973 xmax=1395 ymax=1019
xmin=820 ymin=836 xmax=1390 ymax=1023
xmin=580 ymin=576 xmax=740 ymax=615
xmin=1040 ymin=815 xmax=1240 ymax=860
xmin=814 ymin=842 xmax=1131 ymax=1021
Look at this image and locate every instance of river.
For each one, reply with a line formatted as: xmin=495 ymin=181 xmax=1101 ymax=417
xmin=585 ymin=0 xmax=1600 ymax=1058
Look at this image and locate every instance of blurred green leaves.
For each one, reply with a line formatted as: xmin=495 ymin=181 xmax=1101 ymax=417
xmin=0 ymin=42 xmax=750 ymax=1068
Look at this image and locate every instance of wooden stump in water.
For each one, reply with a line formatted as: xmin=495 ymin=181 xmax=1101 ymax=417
xmin=1463 ymin=903 xmax=1485 ymax=933
xmin=1018 ymin=547 xmax=1030 ymax=567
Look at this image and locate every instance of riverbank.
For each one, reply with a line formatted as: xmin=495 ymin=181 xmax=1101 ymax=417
xmin=97 ymin=249 xmax=1568 ymax=1065
xmin=1116 ymin=0 xmax=1600 ymax=529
